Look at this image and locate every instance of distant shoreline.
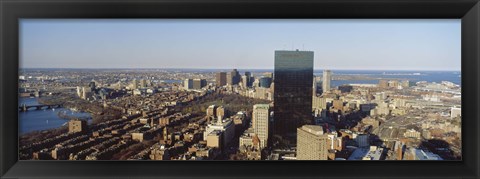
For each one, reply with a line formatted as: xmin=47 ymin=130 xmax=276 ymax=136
xmin=19 ymin=68 xmax=461 ymax=72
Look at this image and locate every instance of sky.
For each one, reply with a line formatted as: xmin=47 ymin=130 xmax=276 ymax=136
xmin=20 ymin=19 xmax=461 ymax=71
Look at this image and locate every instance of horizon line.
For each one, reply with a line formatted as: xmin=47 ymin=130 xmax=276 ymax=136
xmin=19 ymin=67 xmax=461 ymax=72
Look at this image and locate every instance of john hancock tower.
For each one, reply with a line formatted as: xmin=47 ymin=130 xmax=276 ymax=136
xmin=273 ymin=50 xmax=314 ymax=146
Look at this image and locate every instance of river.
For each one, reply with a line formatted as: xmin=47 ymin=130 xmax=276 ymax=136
xmin=19 ymin=97 xmax=92 ymax=134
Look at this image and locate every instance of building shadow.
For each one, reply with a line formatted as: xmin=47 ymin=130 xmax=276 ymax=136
xmin=418 ymin=139 xmax=461 ymax=160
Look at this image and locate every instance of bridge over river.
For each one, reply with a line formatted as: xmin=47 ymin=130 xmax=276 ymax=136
xmin=19 ymin=104 xmax=62 ymax=112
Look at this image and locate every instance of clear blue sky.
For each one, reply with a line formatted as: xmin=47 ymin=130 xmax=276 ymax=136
xmin=20 ymin=19 xmax=460 ymax=71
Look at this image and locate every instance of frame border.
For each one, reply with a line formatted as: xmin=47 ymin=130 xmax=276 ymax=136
xmin=1 ymin=0 xmax=479 ymax=178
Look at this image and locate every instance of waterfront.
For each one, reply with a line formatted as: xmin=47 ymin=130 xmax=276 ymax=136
xmin=19 ymin=97 xmax=92 ymax=134
xmin=18 ymin=69 xmax=462 ymax=161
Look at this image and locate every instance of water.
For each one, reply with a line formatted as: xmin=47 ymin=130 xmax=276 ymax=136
xmin=18 ymin=70 xmax=460 ymax=133
xmin=19 ymin=97 xmax=92 ymax=134
xmin=205 ymin=69 xmax=461 ymax=87
xmin=314 ymin=70 xmax=461 ymax=87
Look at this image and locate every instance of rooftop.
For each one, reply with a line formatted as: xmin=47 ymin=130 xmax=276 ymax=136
xmin=300 ymin=125 xmax=325 ymax=136
xmin=348 ymin=146 xmax=384 ymax=160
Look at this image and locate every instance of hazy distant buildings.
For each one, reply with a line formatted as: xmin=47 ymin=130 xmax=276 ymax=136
xmin=193 ymin=79 xmax=207 ymax=89
xmin=184 ymin=79 xmax=193 ymax=90
xmin=241 ymin=75 xmax=249 ymax=88
xmin=252 ymin=78 xmax=260 ymax=88
xmin=263 ymin=72 xmax=273 ymax=78
xmin=378 ymin=79 xmax=388 ymax=88
xmin=89 ymin=81 xmax=96 ymax=91
xmin=216 ymin=72 xmax=227 ymax=87
xmin=76 ymin=86 xmax=83 ymax=98
xmin=296 ymin=125 xmax=328 ymax=160
xmin=253 ymin=104 xmax=270 ymax=150
xmin=227 ymin=69 xmax=241 ymax=86
xmin=244 ymin=72 xmax=253 ymax=87
xmin=274 ymin=50 xmax=314 ymax=143
xmin=79 ymin=86 xmax=93 ymax=100
xmin=322 ymin=70 xmax=331 ymax=93
xmin=131 ymin=79 xmax=138 ymax=90
xmin=259 ymin=76 xmax=273 ymax=88
xmin=183 ymin=78 xmax=206 ymax=90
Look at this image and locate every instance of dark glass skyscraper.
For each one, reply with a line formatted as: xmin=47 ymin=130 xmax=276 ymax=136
xmin=259 ymin=76 xmax=272 ymax=88
xmin=227 ymin=69 xmax=241 ymax=85
xmin=273 ymin=50 xmax=314 ymax=144
xmin=216 ymin=72 xmax=227 ymax=87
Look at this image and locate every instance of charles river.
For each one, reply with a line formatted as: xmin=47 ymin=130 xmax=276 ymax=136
xmin=19 ymin=97 xmax=92 ymax=134
xmin=19 ymin=70 xmax=461 ymax=135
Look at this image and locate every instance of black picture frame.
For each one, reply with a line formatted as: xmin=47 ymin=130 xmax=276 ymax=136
xmin=1 ymin=0 xmax=479 ymax=178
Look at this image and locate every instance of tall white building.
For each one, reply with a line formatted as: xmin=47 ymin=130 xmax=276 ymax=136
xmin=76 ymin=86 xmax=83 ymax=98
xmin=184 ymin=79 xmax=193 ymax=90
xmin=451 ymin=106 xmax=461 ymax=119
xmin=297 ymin=125 xmax=329 ymax=160
xmin=322 ymin=70 xmax=331 ymax=93
xmin=253 ymin=104 xmax=270 ymax=150
xmin=204 ymin=116 xmax=235 ymax=149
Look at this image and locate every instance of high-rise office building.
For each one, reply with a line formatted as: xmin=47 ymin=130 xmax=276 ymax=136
xmin=227 ymin=69 xmax=241 ymax=85
xmin=244 ymin=72 xmax=252 ymax=87
xmin=76 ymin=86 xmax=83 ymax=98
xmin=89 ymin=81 xmax=96 ymax=92
xmin=322 ymin=70 xmax=331 ymax=93
xmin=253 ymin=104 xmax=270 ymax=150
xmin=241 ymin=75 xmax=248 ymax=88
xmin=273 ymin=50 xmax=314 ymax=143
xmin=259 ymin=76 xmax=273 ymax=88
xmin=131 ymin=79 xmax=137 ymax=90
xmin=297 ymin=125 xmax=329 ymax=160
xmin=206 ymin=105 xmax=217 ymax=117
xmin=253 ymin=78 xmax=260 ymax=88
xmin=193 ymin=79 xmax=207 ymax=89
xmin=263 ymin=72 xmax=273 ymax=78
xmin=204 ymin=116 xmax=234 ymax=151
xmin=216 ymin=106 xmax=225 ymax=119
xmin=216 ymin=72 xmax=227 ymax=87
xmin=140 ymin=79 xmax=147 ymax=88
xmin=184 ymin=79 xmax=193 ymax=90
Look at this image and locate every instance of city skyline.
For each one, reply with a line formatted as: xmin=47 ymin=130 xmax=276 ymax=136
xmin=18 ymin=49 xmax=462 ymax=160
xmin=20 ymin=19 xmax=460 ymax=71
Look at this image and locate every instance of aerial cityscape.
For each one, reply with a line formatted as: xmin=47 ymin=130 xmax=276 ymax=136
xmin=18 ymin=19 xmax=461 ymax=160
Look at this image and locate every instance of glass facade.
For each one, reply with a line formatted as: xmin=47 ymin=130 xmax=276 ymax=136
xmin=273 ymin=50 xmax=314 ymax=144
xmin=259 ymin=77 xmax=272 ymax=88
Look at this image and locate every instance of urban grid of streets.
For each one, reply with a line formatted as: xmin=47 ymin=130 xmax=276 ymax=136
xmin=18 ymin=66 xmax=462 ymax=161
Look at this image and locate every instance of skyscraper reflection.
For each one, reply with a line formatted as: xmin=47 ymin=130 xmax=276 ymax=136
xmin=273 ymin=50 xmax=314 ymax=145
